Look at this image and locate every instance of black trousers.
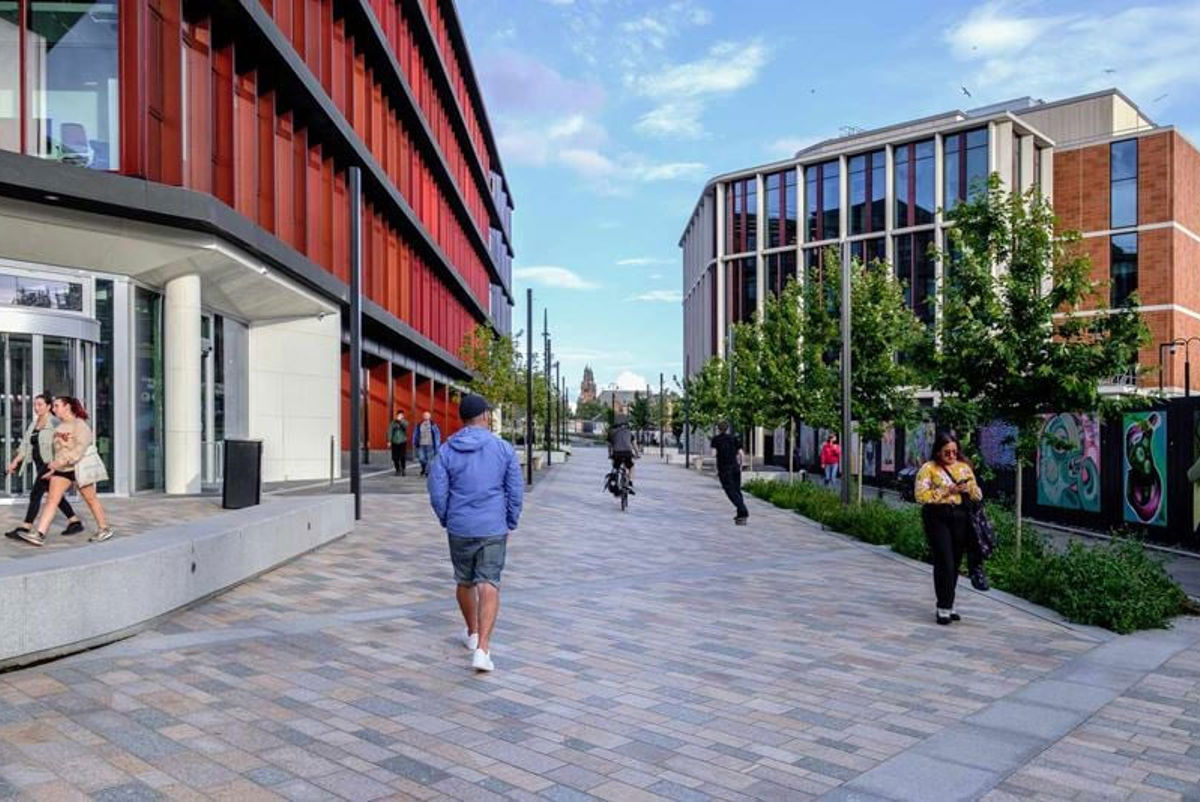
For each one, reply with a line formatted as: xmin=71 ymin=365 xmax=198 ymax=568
xmin=23 ymin=473 xmax=76 ymax=525
xmin=718 ymin=466 xmax=749 ymax=518
xmin=923 ymin=504 xmax=971 ymax=609
xmin=390 ymin=443 xmax=407 ymax=474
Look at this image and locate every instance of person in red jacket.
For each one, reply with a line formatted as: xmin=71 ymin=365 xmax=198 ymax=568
xmin=820 ymin=433 xmax=841 ymax=485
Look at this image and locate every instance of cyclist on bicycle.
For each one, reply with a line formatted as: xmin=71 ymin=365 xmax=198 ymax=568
xmin=607 ymin=415 xmax=640 ymax=489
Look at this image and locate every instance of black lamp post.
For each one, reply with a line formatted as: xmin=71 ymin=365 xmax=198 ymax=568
xmin=1159 ymin=339 xmax=1186 ymax=394
xmin=1183 ymin=337 xmax=1200 ymax=397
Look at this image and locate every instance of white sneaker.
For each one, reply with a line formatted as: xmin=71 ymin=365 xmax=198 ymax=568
xmin=472 ymin=648 xmax=494 ymax=672
xmin=460 ymin=628 xmax=478 ymax=651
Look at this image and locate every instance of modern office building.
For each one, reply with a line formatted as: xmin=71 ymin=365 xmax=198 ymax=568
xmin=680 ymin=89 xmax=1200 ymax=397
xmin=0 ymin=0 xmax=513 ymax=495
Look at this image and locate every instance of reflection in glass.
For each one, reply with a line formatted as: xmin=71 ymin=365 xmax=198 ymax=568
xmin=1110 ymin=233 xmax=1138 ymax=307
xmin=766 ymin=172 xmax=781 ymax=248
xmin=42 ymin=336 xmax=74 ymax=398
xmin=1111 ymin=139 xmax=1137 ymax=229
xmin=26 ymin=2 xmax=120 ymax=170
xmin=945 ymin=128 xmax=988 ymax=212
xmin=95 ymin=278 xmax=112 ymax=492
xmin=894 ymin=231 xmax=936 ymax=324
xmin=765 ymin=251 xmax=797 ymax=297
xmin=135 ymin=288 xmax=163 ymax=490
xmin=5 ymin=334 xmax=33 ymax=496
xmin=850 ymin=237 xmax=886 ymax=267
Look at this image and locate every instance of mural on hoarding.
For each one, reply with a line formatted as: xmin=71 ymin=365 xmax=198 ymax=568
xmin=880 ymin=427 xmax=896 ymax=473
xmin=864 ymin=440 xmax=877 ymax=478
xmin=979 ymin=421 xmax=1017 ymax=468
xmin=1037 ymin=413 xmax=1101 ymax=513
xmin=1123 ymin=411 xmax=1168 ymax=527
xmin=800 ymin=424 xmax=815 ymax=464
xmin=904 ymin=422 xmax=935 ymax=469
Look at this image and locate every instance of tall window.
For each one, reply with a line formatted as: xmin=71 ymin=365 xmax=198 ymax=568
xmin=95 ymin=278 xmax=113 ymax=492
xmin=944 ymin=128 xmax=988 ymax=212
xmin=726 ymin=257 xmax=757 ymax=324
xmin=135 ymin=287 xmax=163 ymax=490
xmin=1110 ymin=233 xmax=1137 ymax=307
xmin=849 ymin=150 xmax=885 ymax=235
xmin=849 ymin=237 xmax=886 ymax=267
xmin=894 ymin=139 xmax=934 ymax=227
xmin=765 ymin=251 xmax=797 ymax=297
xmin=22 ymin=2 xmax=120 ymax=169
xmin=764 ymin=169 xmax=797 ymax=248
xmin=1111 ymin=139 xmax=1137 ymax=229
xmin=0 ymin=4 xmax=18 ymax=153
xmin=805 ymin=160 xmax=839 ymax=241
xmin=894 ymin=231 xmax=936 ymax=324
xmin=725 ymin=178 xmax=757 ymax=253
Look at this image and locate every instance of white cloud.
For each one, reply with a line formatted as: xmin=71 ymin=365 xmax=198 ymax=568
xmin=513 ymin=266 xmax=598 ymax=290
xmin=613 ymin=370 xmax=651 ymax=391
xmin=630 ymin=39 xmax=770 ymax=139
xmin=944 ymin=2 xmax=1200 ymax=110
xmin=618 ymin=257 xmax=673 ymax=266
xmin=635 ymin=100 xmax=705 ymax=139
xmin=629 ymin=289 xmax=683 ymax=303
xmin=633 ymin=161 xmax=707 ymax=182
xmin=766 ymin=135 xmax=822 ymax=158
xmin=634 ymin=40 xmax=768 ymax=98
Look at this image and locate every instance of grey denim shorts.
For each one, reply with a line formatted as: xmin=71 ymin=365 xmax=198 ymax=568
xmin=448 ymin=535 xmax=507 ymax=587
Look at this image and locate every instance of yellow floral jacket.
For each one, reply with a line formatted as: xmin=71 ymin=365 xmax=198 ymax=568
xmin=914 ymin=460 xmax=982 ymax=505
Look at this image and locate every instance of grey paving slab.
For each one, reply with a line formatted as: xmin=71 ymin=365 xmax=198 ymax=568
xmin=0 ymin=448 xmax=1191 ymax=800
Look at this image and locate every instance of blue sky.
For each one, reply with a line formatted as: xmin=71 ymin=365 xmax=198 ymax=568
xmin=457 ymin=0 xmax=1200 ymax=400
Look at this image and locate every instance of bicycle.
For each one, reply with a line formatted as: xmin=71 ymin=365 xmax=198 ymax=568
xmin=603 ymin=460 xmax=633 ymax=511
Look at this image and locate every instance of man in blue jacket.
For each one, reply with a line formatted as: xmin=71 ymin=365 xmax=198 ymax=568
xmin=412 ymin=410 xmax=442 ymax=477
xmin=427 ymin=394 xmax=523 ymax=673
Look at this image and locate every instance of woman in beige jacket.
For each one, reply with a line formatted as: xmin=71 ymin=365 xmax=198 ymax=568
xmin=20 ymin=397 xmax=112 ymax=546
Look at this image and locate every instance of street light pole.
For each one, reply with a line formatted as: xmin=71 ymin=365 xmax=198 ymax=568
xmin=348 ymin=167 xmax=363 ymax=520
xmin=525 ymin=290 xmax=534 ymax=485
xmin=840 ymin=240 xmax=852 ymax=506
xmin=659 ymin=372 xmax=665 ymax=459
xmin=684 ymin=355 xmax=691 ymax=469
xmin=542 ymin=311 xmax=551 ymax=467
xmin=553 ymin=360 xmax=561 ymax=450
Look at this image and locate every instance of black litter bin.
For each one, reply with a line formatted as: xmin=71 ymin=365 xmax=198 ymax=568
xmin=223 ymin=439 xmax=263 ymax=509
xmin=897 ymin=466 xmax=919 ymax=502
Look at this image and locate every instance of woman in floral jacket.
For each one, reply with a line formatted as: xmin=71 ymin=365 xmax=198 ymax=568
xmin=915 ymin=430 xmax=982 ymax=625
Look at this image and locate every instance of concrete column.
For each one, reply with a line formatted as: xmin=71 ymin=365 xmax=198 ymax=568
xmin=164 ymin=274 xmax=202 ymax=494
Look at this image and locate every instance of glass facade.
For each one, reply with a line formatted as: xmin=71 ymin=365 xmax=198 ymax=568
xmin=726 ymin=178 xmax=758 ymax=254
xmin=805 ymin=160 xmax=839 ymax=241
xmin=0 ymin=273 xmax=83 ymax=310
xmin=849 ymin=237 xmax=886 ymax=267
xmin=135 ymin=287 xmax=163 ymax=491
xmin=94 ymin=278 xmax=112 ymax=492
xmin=894 ymin=231 xmax=936 ymax=324
xmin=764 ymin=169 xmax=797 ymax=248
xmin=944 ymin=128 xmax=988 ymax=211
xmin=0 ymin=2 xmax=121 ymax=169
xmin=895 ymin=139 xmax=934 ymax=227
xmin=1110 ymin=233 xmax=1137 ymax=307
xmin=765 ymin=251 xmax=797 ymax=297
xmin=849 ymin=150 xmax=885 ymax=235
xmin=1111 ymin=139 xmax=1137 ymax=229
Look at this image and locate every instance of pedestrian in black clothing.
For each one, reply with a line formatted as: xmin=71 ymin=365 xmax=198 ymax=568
xmin=388 ymin=411 xmax=409 ymax=475
xmin=711 ymin=421 xmax=749 ymax=525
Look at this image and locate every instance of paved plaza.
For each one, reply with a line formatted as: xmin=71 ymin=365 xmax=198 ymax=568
xmin=0 ymin=448 xmax=1195 ymax=800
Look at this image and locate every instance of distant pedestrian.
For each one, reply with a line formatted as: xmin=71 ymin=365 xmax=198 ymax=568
xmin=388 ymin=410 xmax=409 ymax=475
xmin=428 ymin=394 xmax=523 ymax=673
xmin=5 ymin=392 xmax=84 ymax=540
xmin=711 ymin=421 xmax=749 ymax=525
xmin=820 ymin=433 xmax=841 ymax=485
xmin=412 ymin=410 xmax=441 ymax=477
xmin=915 ymin=430 xmax=982 ymax=625
xmin=20 ymin=396 xmax=112 ymax=547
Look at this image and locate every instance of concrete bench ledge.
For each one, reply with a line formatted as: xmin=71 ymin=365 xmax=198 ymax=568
xmin=0 ymin=495 xmax=354 ymax=669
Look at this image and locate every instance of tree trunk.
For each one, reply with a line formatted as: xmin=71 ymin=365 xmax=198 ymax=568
xmin=1015 ymin=461 xmax=1024 ymax=558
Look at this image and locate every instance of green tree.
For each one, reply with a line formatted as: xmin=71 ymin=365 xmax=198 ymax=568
xmin=630 ymin=392 xmax=652 ymax=444
xmin=459 ymin=324 xmax=520 ymax=436
xmin=574 ymin=398 xmax=607 ymax=422
xmin=848 ymin=255 xmax=929 ymax=502
xmin=682 ymin=355 xmax=731 ymax=431
xmin=935 ymin=175 xmax=1148 ymax=553
xmin=729 ymin=320 xmax=771 ymax=468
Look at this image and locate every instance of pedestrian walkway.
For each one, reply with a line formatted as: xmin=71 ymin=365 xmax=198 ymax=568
xmin=0 ymin=449 xmax=1194 ymax=800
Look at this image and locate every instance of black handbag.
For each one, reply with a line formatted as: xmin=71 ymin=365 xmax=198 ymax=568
xmin=967 ymin=500 xmax=996 ymax=559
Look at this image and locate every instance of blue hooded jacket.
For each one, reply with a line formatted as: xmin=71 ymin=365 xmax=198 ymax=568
xmin=427 ymin=426 xmax=523 ymax=538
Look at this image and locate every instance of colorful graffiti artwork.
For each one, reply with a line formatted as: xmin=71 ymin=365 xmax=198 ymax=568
xmin=1037 ymin=414 xmax=1101 ymax=513
xmin=904 ymin=422 xmax=934 ymax=469
xmin=800 ymin=425 xmax=816 ymax=464
xmin=864 ymin=440 xmax=877 ymax=477
xmin=880 ymin=427 xmax=896 ymax=473
xmin=1123 ymin=411 xmax=1168 ymax=527
xmin=979 ymin=421 xmax=1017 ymax=469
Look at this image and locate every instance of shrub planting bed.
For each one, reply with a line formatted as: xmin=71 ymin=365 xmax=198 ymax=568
xmin=744 ymin=479 xmax=1189 ymax=634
